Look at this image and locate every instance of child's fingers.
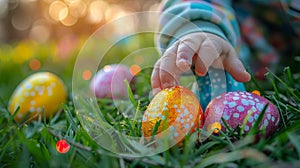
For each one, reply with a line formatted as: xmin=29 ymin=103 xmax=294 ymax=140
xmin=195 ymin=39 xmax=221 ymax=75
xmin=176 ymin=40 xmax=197 ymax=72
xmin=151 ymin=60 xmax=162 ymax=95
xmin=159 ymin=47 xmax=181 ymax=89
xmin=224 ymin=48 xmax=251 ymax=82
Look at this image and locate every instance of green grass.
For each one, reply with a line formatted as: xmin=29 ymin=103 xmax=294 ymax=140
xmin=1 ymin=66 xmax=300 ymax=167
xmin=1 ymin=38 xmax=300 ymax=167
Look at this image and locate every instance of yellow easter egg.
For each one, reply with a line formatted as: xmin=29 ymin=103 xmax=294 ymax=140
xmin=8 ymin=72 xmax=67 ymax=122
xmin=142 ymin=86 xmax=203 ymax=143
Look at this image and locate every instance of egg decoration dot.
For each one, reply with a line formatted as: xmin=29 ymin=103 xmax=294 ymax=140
xmin=8 ymin=72 xmax=67 ymax=123
xmin=142 ymin=86 xmax=203 ymax=143
xmin=252 ymin=90 xmax=261 ymax=96
xmin=56 ymin=140 xmax=70 ymax=154
xmin=90 ymin=64 xmax=134 ymax=99
xmin=204 ymin=91 xmax=280 ymax=137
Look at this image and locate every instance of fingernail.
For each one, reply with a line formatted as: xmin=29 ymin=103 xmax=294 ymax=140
xmin=244 ymin=70 xmax=251 ymax=81
xmin=179 ymin=58 xmax=191 ymax=65
xmin=195 ymin=70 xmax=205 ymax=76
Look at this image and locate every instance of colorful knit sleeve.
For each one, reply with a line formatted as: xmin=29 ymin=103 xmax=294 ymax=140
xmin=157 ymin=0 xmax=241 ymax=54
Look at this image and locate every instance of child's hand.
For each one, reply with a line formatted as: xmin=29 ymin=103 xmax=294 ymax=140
xmin=151 ymin=32 xmax=251 ymax=95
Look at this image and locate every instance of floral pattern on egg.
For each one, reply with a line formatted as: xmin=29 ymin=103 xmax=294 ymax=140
xmin=142 ymin=86 xmax=203 ymax=143
xmin=204 ymin=91 xmax=280 ymax=137
xmin=8 ymin=72 xmax=67 ymax=122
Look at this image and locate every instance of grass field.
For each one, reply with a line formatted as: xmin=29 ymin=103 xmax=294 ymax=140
xmin=1 ymin=37 xmax=300 ymax=167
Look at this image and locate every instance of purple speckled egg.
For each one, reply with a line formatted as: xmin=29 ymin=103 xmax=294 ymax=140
xmin=90 ymin=64 xmax=134 ymax=99
xmin=204 ymin=91 xmax=280 ymax=137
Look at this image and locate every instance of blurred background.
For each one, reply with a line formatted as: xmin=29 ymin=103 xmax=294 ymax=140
xmin=0 ymin=0 xmax=161 ymax=103
xmin=0 ymin=0 xmax=160 ymax=43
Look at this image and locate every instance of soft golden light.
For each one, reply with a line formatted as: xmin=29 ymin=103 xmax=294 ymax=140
xmin=130 ymin=64 xmax=141 ymax=76
xmin=68 ymin=0 xmax=87 ymax=18
xmin=49 ymin=1 xmax=69 ymax=21
xmin=64 ymin=0 xmax=80 ymax=5
xmin=88 ymin=0 xmax=108 ymax=24
xmin=105 ymin=5 xmax=125 ymax=21
xmin=29 ymin=20 xmax=50 ymax=43
xmin=61 ymin=13 xmax=77 ymax=26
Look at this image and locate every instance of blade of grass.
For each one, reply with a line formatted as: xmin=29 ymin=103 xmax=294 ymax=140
xmin=151 ymin=120 xmax=162 ymax=136
xmin=265 ymin=72 xmax=280 ymax=101
xmin=12 ymin=106 xmax=20 ymax=119
xmin=283 ymin=67 xmax=295 ymax=88
xmin=271 ymin=95 xmax=287 ymax=128
xmin=125 ymin=80 xmax=137 ymax=108
xmin=286 ymin=104 xmax=300 ymax=114
xmin=125 ymin=118 xmax=137 ymax=137
xmin=266 ymin=68 xmax=300 ymax=102
xmin=63 ymin=104 xmax=77 ymax=132
xmin=221 ymin=117 xmax=238 ymax=139
xmin=240 ymin=109 xmax=254 ymax=137
xmin=196 ymin=148 xmax=268 ymax=168
xmin=287 ymin=132 xmax=300 ymax=159
xmin=249 ymin=103 xmax=268 ymax=135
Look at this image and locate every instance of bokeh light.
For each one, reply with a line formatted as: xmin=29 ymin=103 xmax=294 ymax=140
xmin=130 ymin=64 xmax=141 ymax=76
xmin=68 ymin=0 xmax=87 ymax=18
xmin=12 ymin=42 xmax=36 ymax=64
xmin=61 ymin=12 xmax=78 ymax=26
xmin=0 ymin=0 xmax=160 ymax=43
xmin=103 ymin=65 xmax=111 ymax=72
xmin=29 ymin=20 xmax=50 ymax=43
xmin=29 ymin=58 xmax=41 ymax=70
xmin=82 ymin=69 xmax=92 ymax=80
xmin=11 ymin=12 xmax=32 ymax=31
xmin=49 ymin=1 xmax=69 ymax=21
xmin=0 ymin=0 xmax=8 ymax=18
xmin=87 ymin=0 xmax=108 ymax=24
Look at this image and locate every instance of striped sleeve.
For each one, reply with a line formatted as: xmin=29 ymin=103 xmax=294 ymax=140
xmin=157 ymin=0 xmax=241 ymax=54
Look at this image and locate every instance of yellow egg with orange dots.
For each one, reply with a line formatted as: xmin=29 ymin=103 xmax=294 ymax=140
xmin=142 ymin=86 xmax=203 ymax=143
xmin=8 ymin=72 xmax=67 ymax=123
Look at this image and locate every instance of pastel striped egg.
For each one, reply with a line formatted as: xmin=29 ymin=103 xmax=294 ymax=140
xmin=142 ymin=86 xmax=203 ymax=143
xmin=204 ymin=91 xmax=280 ymax=137
xmin=8 ymin=72 xmax=67 ymax=123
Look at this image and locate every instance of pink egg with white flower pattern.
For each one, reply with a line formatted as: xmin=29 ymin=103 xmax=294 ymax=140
xmin=90 ymin=64 xmax=134 ymax=99
xmin=204 ymin=91 xmax=280 ymax=137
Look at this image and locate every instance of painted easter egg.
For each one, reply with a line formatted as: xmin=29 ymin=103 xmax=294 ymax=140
xmin=142 ymin=86 xmax=203 ymax=143
xmin=90 ymin=64 xmax=134 ymax=99
xmin=204 ymin=91 xmax=280 ymax=137
xmin=8 ymin=72 xmax=67 ymax=123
